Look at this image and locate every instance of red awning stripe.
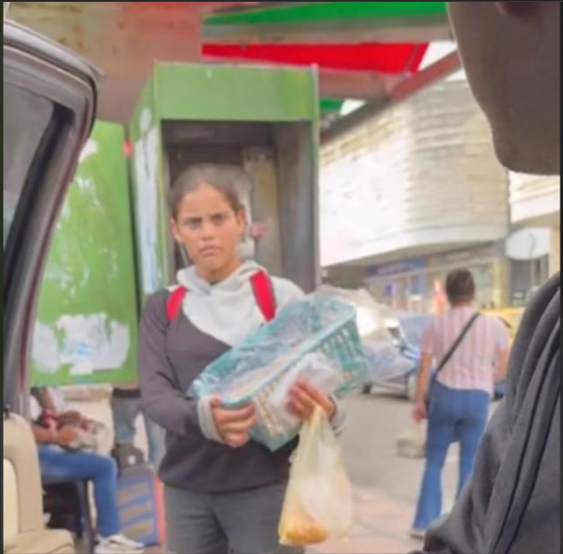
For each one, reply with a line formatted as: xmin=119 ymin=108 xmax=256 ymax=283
xmin=203 ymin=42 xmax=429 ymax=74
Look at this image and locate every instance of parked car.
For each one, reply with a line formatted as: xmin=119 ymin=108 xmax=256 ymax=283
xmin=363 ymin=307 xmax=523 ymax=400
xmin=362 ymin=313 xmax=431 ymax=400
xmin=4 ymin=19 xmax=99 ymax=554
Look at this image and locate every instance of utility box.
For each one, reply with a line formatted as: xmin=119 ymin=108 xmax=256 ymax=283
xmin=128 ymin=63 xmax=320 ymax=304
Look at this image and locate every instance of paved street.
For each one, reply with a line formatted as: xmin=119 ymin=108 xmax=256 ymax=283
xmin=74 ymin=387 xmax=497 ymax=553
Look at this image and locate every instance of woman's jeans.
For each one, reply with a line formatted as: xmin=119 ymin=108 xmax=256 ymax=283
xmin=110 ymin=394 xmax=165 ymax=468
xmin=38 ymin=445 xmax=121 ymax=538
xmin=413 ymin=381 xmax=490 ymax=531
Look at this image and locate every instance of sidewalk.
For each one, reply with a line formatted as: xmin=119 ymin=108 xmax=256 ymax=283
xmin=308 ymin=487 xmax=423 ymax=554
xmin=137 ymin=486 xmax=422 ymax=554
xmin=75 ymin=396 xmax=424 ymax=554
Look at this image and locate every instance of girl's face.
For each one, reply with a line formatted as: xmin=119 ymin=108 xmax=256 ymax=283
xmin=171 ymin=183 xmax=246 ymax=281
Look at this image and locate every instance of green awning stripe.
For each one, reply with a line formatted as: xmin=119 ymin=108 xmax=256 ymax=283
xmin=206 ymin=2 xmax=447 ymax=27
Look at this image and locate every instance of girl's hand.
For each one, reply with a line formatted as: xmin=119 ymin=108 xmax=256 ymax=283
xmin=287 ymin=380 xmax=336 ymax=422
xmin=210 ymin=398 xmax=257 ymax=448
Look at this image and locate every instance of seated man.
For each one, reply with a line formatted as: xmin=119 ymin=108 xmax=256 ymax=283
xmin=30 ymin=389 xmax=144 ymax=554
xmin=32 ymin=387 xmax=106 ymax=452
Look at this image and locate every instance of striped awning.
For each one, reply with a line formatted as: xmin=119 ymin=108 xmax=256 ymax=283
xmin=202 ymin=2 xmax=455 ymax=117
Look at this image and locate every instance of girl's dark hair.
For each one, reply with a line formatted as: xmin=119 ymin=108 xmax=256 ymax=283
xmin=168 ymin=164 xmax=249 ymax=219
xmin=445 ymin=269 xmax=476 ymax=306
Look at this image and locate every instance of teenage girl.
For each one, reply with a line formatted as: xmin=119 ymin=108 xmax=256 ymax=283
xmin=138 ymin=164 xmax=345 ymax=554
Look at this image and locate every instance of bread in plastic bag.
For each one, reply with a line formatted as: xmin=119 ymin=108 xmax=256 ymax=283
xmin=265 ymin=353 xmax=344 ymax=445
xmin=278 ymin=406 xmax=353 ymax=546
xmin=190 ymin=293 xmax=368 ymax=451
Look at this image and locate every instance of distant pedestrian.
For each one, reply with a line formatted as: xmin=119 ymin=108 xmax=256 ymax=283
xmin=410 ymin=269 xmax=510 ymax=537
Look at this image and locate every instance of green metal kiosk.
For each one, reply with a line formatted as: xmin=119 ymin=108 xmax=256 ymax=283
xmin=129 ymin=62 xmax=321 ymax=303
xmin=32 ymin=63 xmax=320 ymax=386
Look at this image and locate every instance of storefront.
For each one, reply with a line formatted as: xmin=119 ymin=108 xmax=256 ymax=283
xmin=366 ymin=242 xmax=510 ymax=314
xmin=505 ymin=227 xmax=555 ymax=307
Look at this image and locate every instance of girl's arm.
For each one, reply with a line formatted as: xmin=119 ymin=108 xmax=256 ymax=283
xmin=138 ymin=291 xmax=219 ymax=441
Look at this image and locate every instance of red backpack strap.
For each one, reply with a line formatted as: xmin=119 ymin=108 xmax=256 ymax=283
xmin=251 ymin=270 xmax=276 ymax=322
xmin=166 ymin=286 xmax=187 ymax=321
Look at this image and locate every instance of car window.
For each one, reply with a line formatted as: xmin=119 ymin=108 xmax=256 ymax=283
xmin=3 ymin=83 xmax=54 ymax=249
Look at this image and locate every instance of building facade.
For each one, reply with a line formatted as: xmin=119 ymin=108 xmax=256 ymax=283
xmin=320 ymin=78 xmax=513 ymax=312
xmin=364 ymin=242 xmax=509 ymax=313
xmin=509 ymin=172 xmax=560 ymax=281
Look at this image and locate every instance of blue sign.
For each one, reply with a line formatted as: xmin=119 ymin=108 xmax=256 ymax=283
xmin=369 ymin=258 xmax=426 ymax=278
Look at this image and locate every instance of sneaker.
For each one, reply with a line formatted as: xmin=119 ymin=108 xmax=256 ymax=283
xmin=94 ymin=534 xmax=144 ymax=553
xmin=409 ymin=528 xmax=426 ymax=540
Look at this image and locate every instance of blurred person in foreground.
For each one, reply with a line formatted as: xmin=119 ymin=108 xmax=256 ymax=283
xmin=411 ymin=269 xmax=509 ymax=537
xmin=412 ymin=3 xmax=560 ymax=553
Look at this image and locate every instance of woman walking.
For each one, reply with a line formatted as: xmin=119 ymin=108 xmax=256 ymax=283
xmin=411 ymin=269 xmax=510 ymax=538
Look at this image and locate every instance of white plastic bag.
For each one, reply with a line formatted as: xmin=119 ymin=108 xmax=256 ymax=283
xmin=279 ymin=406 xmax=353 ymax=546
xmin=396 ymin=421 xmax=426 ymax=459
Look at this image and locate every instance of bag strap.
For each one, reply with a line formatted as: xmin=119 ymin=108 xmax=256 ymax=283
xmin=165 ymin=270 xmax=276 ymax=322
xmin=435 ymin=312 xmax=481 ymax=375
xmin=166 ymin=286 xmax=188 ymax=321
xmin=250 ymin=270 xmax=276 ymax=322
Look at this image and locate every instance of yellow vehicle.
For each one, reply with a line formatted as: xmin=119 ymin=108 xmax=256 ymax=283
xmin=483 ymin=307 xmax=525 ymax=346
xmin=482 ymin=307 xmax=524 ymax=398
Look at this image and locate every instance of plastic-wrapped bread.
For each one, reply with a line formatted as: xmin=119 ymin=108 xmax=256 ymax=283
xmin=278 ymin=407 xmax=353 ymax=546
xmin=191 ymin=294 xmax=368 ymax=451
xmin=279 ymin=505 xmax=328 ymax=545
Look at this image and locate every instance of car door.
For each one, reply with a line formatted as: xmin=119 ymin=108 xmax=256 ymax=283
xmin=3 ymin=20 xmax=99 ymax=554
xmin=3 ymin=20 xmax=100 ymax=414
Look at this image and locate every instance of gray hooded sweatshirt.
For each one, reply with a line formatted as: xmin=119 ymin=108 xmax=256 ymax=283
xmin=416 ymin=273 xmax=560 ymax=554
xmin=138 ymin=261 xmax=346 ymax=493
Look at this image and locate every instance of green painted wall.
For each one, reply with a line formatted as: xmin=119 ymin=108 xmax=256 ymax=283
xmin=154 ymin=63 xmax=318 ymax=122
xmin=31 ymin=121 xmax=139 ymax=386
xmin=128 ymin=76 xmax=172 ymax=307
xmin=127 ymin=62 xmax=321 ymax=299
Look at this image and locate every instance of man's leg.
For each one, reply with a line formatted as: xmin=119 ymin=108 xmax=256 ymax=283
xmin=163 ymin=485 xmax=228 ymax=554
xmin=214 ymin=482 xmax=303 ymax=554
xmin=142 ymin=413 xmax=165 ymax=468
xmin=38 ymin=445 xmax=121 ymax=538
xmin=110 ymin=394 xmax=139 ymax=446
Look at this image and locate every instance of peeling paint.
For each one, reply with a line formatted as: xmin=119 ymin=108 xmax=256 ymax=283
xmin=134 ymin=109 xmax=161 ymax=294
xmin=79 ymin=138 xmax=99 ymax=164
xmin=33 ymin=314 xmax=130 ymax=377
xmin=32 ymin=322 xmax=61 ymax=374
